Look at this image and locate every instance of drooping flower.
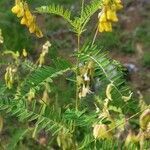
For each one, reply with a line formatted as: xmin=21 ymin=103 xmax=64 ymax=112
xmin=5 ymin=66 xmax=17 ymax=89
xmin=11 ymin=2 xmax=24 ymax=17
xmin=140 ymin=109 xmax=150 ymax=130
xmin=22 ymin=48 xmax=27 ymax=57
xmin=78 ymin=61 xmax=94 ymax=99
xmin=98 ymin=0 xmax=123 ymax=32
xmin=125 ymin=130 xmax=139 ymax=146
xmin=37 ymin=41 xmax=51 ymax=67
xmin=11 ymin=0 xmax=43 ymax=38
xmin=93 ymin=124 xmax=112 ymax=139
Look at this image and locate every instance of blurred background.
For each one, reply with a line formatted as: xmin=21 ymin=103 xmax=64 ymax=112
xmin=0 ymin=0 xmax=150 ymax=147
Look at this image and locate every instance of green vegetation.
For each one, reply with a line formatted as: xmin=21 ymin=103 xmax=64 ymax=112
xmin=0 ymin=0 xmax=149 ymax=149
xmin=142 ymin=52 xmax=150 ymax=68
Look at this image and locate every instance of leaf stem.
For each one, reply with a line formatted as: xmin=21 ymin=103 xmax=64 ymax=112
xmin=75 ymin=0 xmax=85 ymax=110
xmin=81 ymin=0 xmax=85 ymax=16
xmin=75 ymin=34 xmax=80 ymax=111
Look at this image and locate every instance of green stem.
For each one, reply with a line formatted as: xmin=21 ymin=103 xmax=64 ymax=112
xmin=75 ymin=0 xmax=85 ymax=110
xmin=81 ymin=0 xmax=85 ymax=16
xmin=75 ymin=34 xmax=80 ymax=111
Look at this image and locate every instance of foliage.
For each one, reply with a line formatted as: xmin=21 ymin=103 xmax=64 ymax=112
xmin=0 ymin=0 xmax=149 ymax=149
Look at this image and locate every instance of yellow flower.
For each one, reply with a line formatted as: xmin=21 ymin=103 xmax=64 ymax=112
xmin=140 ymin=109 xmax=150 ymax=130
xmin=36 ymin=28 xmax=44 ymax=38
xmin=115 ymin=3 xmax=123 ymax=10
xmin=37 ymin=41 xmax=51 ymax=66
xmin=102 ymin=0 xmax=110 ymax=5
xmin=25 ymin=10 xmax=34 ymax=25
xmin=25 ymin=9 xmax=32 ymax=19
xmin=99 ymin=21 xmax=112 ymax=32
xmin=27 ymin=16 xmax=34 ymax=26
xmin=125 ymin=131 xmax=139 ymax=146
xmin=11 ymin=3 xmax=24 ymax=18
xmin=4 ymin=66 xmax=17 ymax=89
xmin=99 ymin=12 xmax=107 ymax=22
xmin=11 ymin=4 xmax=21 ymax=14
xmin=106 ymin=8 xmax=118 ymax=22
xmin=29 ymin=23 xmax=36 ymax=33
xmin=16 ymin=9 xmax=24 ymax=18
xmin=114 ymin=0 xmax=123 ymax=10
xmin=98 ymin=22 xmax=104 ymax=32
xmin=115 ymin=0 xmax=121 ymax=3
xmin=99 ymin=22 xmax=112 ymax=32
xmin=20 ymin=17 xmax=27 ymax=25
xmin=105 ymin=22 xmax=112 ymax=31
xmin=11 ymin=1 xmax=43 ymax=38
xmin=22 ymin=49 xmax=27 ymax=57
xmin=93 ymin=124 xmax=112 ymax=139
xmin=98 ymin=0 xmax=123 ymax=32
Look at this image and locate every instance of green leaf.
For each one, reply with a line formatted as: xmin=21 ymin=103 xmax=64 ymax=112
xmin=36 ymin=4 xmax=72 ymax=25
xmin=7 ymin=128 xmax=28 ymax=150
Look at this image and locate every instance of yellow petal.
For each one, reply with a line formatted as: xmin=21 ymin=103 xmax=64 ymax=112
xmin=122 ymin=92 xmax=133 ymax=102
xmin=114 ymin=0 xmax=122 ymax=4
xmin=115 ymin=3 xmax=123 ymax=10
xmin=106 ymin=83 xmax=113 ymax=100
xmin=140 ymin=109 xmax=150 ymax=130
xmin=98 ymin=22 xmax=105 ymax=32
xmin=103 ymin=0 xmax=110 ymax=5
xmin=107 ymin=9 xmax=118 ymax=22
xmin=20 ymin=17 xmax=27 ymax=25
xmin=25 ymin=10 xmax=33 ymax=20
xmin=104 ymin=22 xmax=112 ymax=32
xmin=22 ymin=49 xmax=27 ymax=57
xmin=99 ymin=12 xmax=107 ymax=22
xmin=93 ymin=124 xmax=101 ymax=139
xmin=15 ymin=3 xmax=24 ymax=17
xmin=16 ymin=9 xmax=24 ymax=18
xmin=35 ymin=28 xmax=43 ymax=38
xmin=27 ymin=17 xmax=34 ymax=26
xmin=93 ymin=124 xmax=112 ymax=139
xmin=11 ymin=5 xmax=20 ymax=14
xmin=29 ymin=24 xmax=36 ymax=33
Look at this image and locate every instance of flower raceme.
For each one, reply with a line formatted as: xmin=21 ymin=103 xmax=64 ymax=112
xmin=11 ymin=0 xmax=43 ymax=38
xmin=98 ymin=0 xmax=123 ymax=32
xmin=37 ymin=41 xmax=51 ymax=67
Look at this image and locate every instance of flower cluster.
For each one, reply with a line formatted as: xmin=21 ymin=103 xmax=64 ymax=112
xmin=11 ymin=0 xmax=43 ymax=38
xmin=37 ymin=41 xmax=51 ymax=67
xmin=5 ymin=66 xmax=17 ymax=89
xmin=98 ymin=0 xmax=123 ymax=32
xmin=78 ymin=61 xmax=94 ymax=99
xmin=93 ymin=99 xmax=114 ymax=140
